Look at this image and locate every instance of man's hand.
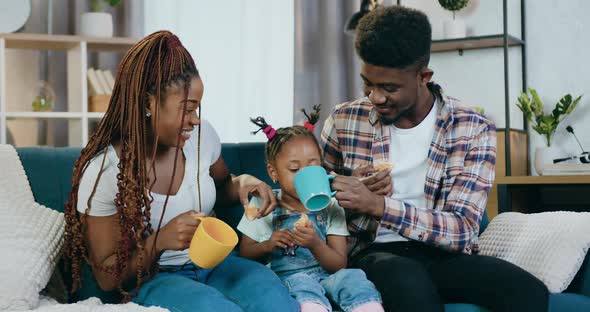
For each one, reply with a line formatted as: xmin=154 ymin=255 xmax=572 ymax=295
xmin=331 ymin=175 xmax=385 ymax=218
xmin=360 ymin=169 xmax=393 ymax=197
xmin=353 ymin=165 xmax=393 ymax=197
xmin=352 ymin=164 xmax=376 ymax=177
xmin=293 ymin=225 xmax=321 ymax=249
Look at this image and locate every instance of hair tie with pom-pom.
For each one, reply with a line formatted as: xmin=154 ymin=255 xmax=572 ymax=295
xmin=263 ymin=125 xmax=277 ymax=140
xmin=303 ymin=122 xmax=315 ymax=132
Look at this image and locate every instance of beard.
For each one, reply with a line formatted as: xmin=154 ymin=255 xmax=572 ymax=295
xmin=378 ymin=102 xmax=415 ymax=125
xmin=379 ymin=114 xmax=397 ymax=125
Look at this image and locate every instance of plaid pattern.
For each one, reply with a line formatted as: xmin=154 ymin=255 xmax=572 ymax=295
xmin=321 ymin=90 xmax=496 ymax=257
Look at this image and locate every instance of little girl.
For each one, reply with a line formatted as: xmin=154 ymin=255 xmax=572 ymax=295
xmin=238 ymin=108 xmax=384 ymax=312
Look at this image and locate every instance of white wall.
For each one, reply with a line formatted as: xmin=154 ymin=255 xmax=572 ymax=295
xmin=403 ymin=0 xmax=590 ymax=173
xmin=526 ymin=0 xmax=590 ymax=165
xmin=144 ymin=0 xmax=294 ymax=143
xmin=403 ymin=0 xmax=523 ymax=129
xmin=143 ymin=0 xmax=590 ymax=167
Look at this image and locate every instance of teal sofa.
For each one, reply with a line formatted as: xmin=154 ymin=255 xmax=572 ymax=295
xmin=15 ymin=143 xmax=590 ymax=311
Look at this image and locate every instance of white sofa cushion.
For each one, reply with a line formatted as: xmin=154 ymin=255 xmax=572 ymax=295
xmin=0 ymin=145 xmax=34 ymax=203
xmin=31 ymin=296 xmax=168 ymax=311
xmin=479 ymin=211 xmax=590 ymax=293
xmin=0 ymin=145 xmax=64 ymax=311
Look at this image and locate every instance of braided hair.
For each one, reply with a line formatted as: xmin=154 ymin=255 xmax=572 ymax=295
xmin=250 ymin=105 xmax=322 ymax=164
xmin=64 ymin=31 xmax=201 ymax=298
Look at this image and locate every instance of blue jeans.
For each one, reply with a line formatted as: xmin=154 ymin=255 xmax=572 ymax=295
xmin=133 ymin=253 xmax=299 ymax=312
xmin=281 ymin=267 xmax=382 ymax=312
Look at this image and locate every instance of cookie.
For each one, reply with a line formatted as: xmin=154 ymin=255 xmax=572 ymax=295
xmin=294 ymin=213 xmax=312 ymax=228
xmin=244 ymin=204 xmax=259 ymax=220
xmin=374 ymin=161 xmax=394 ymax=173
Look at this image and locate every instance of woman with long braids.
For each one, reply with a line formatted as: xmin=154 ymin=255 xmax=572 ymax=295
xmin=63 ymin=31 xmax=298 ymax=311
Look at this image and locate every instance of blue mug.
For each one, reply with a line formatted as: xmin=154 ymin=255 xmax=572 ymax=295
xmin=293 ymin=166 xmax=336 ymax=211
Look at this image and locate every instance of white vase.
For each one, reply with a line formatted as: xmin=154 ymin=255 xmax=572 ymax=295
xmin=443 ymin=20 xmax=466 ymax=39
xmin=534 ymin=146 xmax=559 ymax=176
xmin=79 ymin=12 xmax=113 ymax=38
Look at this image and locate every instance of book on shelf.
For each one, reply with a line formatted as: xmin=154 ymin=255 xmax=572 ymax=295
xmin=87 ymin=68 xmax=115 ymax=112
xmin=87 ymin=68 xmax=104 ymax=95
xmin=87 ymin=68 xmax=115 ymax=95
xmin=95 ymin=69 xmax=111 ymax=95
xmin=103 ymin=70 xmax=116 ymax=90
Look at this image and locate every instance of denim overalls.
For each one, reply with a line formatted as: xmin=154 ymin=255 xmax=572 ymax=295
xmin=270 ymin=206 xmax=382 ymax=312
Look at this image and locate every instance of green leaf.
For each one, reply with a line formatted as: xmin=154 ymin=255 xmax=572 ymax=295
xmin=538 ymin=116 xmax=553 ymax=132
xmin=518 ymin=91 xmax=542 ymax=126
xmin=516 ymin=92 xmax=532 ymax=120
xmin=568 ymin=95 xmax=583 ymax=113
xmin=532 ymin=124 xmax=543 ymax=134
xmin=438 ymin=0 xmax=469 ymax=11
xmin=552 ymin=94 xmax=571 ymax=119
xmin=515 ymin=88 xmax=582 ymax=142
xmin=529 ymin=88 xmax=544 ymax=117
xmin=89 ymin=0 xmax=102 ymax=12
xmin=108 ymin=0 xmax=122 ymax=7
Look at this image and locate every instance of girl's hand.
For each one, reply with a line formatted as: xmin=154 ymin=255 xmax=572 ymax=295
xmin=293 ymin=225 xmax=321 ymax=249
xmin=155 ymin=210 xmax=204 ymax=252
xmin=267 ymin=229 xmax=295 ymax=251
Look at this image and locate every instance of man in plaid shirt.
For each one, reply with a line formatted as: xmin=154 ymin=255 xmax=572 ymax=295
xmin=322 ymin=6 xmax=548 ymax=312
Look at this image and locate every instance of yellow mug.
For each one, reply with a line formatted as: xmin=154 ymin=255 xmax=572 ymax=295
xmin=188 ymin=217 xmax=238 ymax=269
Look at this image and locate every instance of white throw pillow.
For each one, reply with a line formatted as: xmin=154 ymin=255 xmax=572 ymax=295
xmin=34 ymin=296 xmax=169 ymax=311
xmin=479 ymin=211 xmax=590 ymax=293
xmin=0 ymin=145 xmax=65 ymax=311
xmin=0 ymin=145 xmax=34 ymax=203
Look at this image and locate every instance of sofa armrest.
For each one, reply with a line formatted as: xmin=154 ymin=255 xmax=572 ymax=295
xmin=566 ymin=250 xmax=590 ymax=298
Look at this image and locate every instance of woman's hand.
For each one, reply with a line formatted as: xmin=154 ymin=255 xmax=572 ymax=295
xmin=155 ymin=210 xmax=204 ymax=252
xmin=237 ymin=175 xmax=278 ymax=218
xmin=293 ymin=225 xmax=321 ymax=249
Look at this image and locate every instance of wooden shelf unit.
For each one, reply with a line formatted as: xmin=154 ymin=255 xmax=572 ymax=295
xmin=432 ymin=34 xmax=524 ymax=53
xmin=496 ymin=175 xmax=590 ymax=185
xmin=0 ymin=33 xmax=137 ymax=147
xmin=0 ymin=33 xmax=136 ymax=51
xmin=5 ymin=112 xmax=84 ymax=119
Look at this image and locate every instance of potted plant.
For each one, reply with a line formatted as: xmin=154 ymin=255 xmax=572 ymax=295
xmin=79 ymin=0 xmax=122 ymax=38
xmin=438 ymin=0 xmax=469 ymax=39
xmin=517 ymin=87 xmax=582 ymax=175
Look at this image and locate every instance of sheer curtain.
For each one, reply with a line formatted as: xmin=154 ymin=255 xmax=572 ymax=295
xmin=144 ymin=0 xmax=294 ymax=143
xmin=294 ymin=0 xmax=362 ymax=133
xmin=294 ymin=0 xmax=400 ymax=133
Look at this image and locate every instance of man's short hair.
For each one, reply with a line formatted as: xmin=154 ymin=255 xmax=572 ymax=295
xmin=355 ymin=6 xmax=432 ymax=70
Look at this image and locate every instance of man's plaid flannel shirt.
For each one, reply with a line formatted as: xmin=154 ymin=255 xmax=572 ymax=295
xmin=320 ymin=91 xmax=496 ymax=258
